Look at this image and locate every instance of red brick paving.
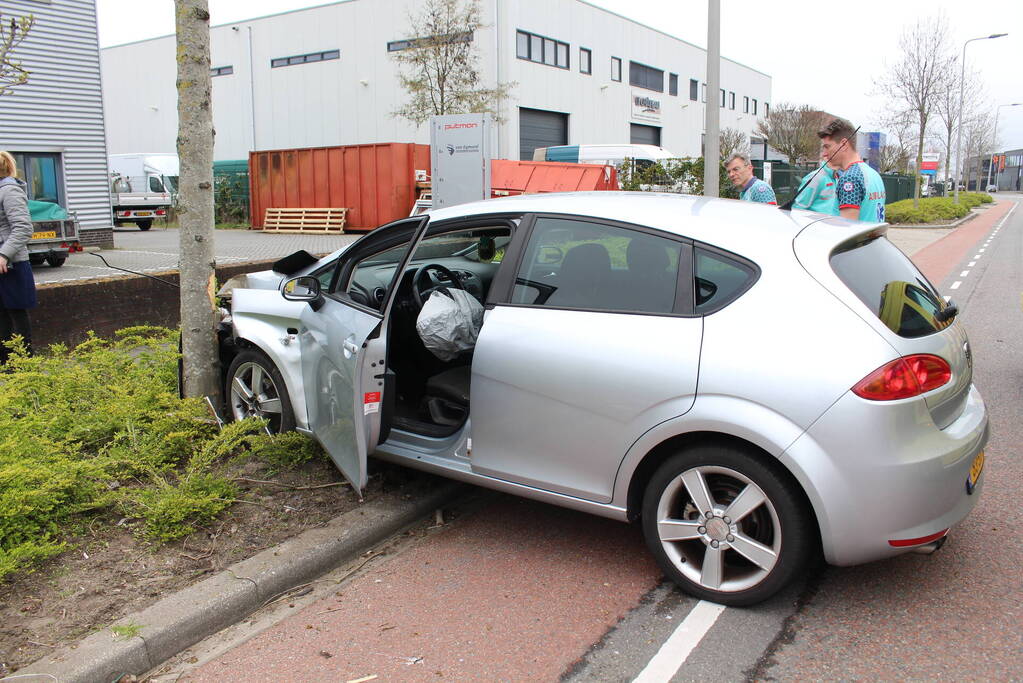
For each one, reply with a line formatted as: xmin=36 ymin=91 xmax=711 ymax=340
xmin=907 ymin=200 xmax=1013 ymax=283
xmin=184 ymin=497 xmax=660 ymax=682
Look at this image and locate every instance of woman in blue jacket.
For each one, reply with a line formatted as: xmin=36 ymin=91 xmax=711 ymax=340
xmin=0 ymin=150 xmax=37 ymax=363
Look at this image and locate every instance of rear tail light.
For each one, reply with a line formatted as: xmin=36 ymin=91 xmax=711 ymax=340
xmin=852 ymin=354 xmax=952 ymax=401
xmin=156 ymin=209 xmax=167 ymax=216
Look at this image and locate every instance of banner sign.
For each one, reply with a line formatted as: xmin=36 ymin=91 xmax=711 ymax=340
xmin=631 ymin=92 xmax=662 ymax=123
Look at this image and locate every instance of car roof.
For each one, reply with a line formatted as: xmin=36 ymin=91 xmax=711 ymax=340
xmin=427 ymin=191 xmax=828 ymax=257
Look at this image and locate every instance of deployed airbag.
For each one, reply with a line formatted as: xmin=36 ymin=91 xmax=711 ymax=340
xmin=415 ymin=289 xmax=484 ymax=361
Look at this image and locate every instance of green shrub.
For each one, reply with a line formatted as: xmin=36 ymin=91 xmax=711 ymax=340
xmin=886 ymin=197 xmax=974 ymax=224
xmin=0 ymin=327 xmax=328 ymax=579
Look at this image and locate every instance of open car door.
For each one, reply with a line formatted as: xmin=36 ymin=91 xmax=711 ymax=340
xmin=297 ymin=216 xmax=429 ymax=494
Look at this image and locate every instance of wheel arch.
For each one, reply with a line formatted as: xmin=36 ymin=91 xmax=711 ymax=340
xmin=621 ymin=430 xmax=822 ymax=560
xmin=226 ymin=332 xmax=309 ymax=431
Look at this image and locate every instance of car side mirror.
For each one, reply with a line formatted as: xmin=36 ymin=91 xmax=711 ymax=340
xmin=537 ymin=245 xmax=563 ymax=265
xmin=282 ymin=275 xmax=325 ymax=310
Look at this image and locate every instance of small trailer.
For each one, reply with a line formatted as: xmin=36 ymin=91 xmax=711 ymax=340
xmin=27 ymin=200 xmax=82 ymax=268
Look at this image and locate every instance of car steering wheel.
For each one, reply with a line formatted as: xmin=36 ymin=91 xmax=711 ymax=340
xmin=412 ymin=263 xmax=465 ymax=310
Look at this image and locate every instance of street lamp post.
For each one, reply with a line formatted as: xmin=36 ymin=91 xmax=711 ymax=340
xmin=986 ymin=103 xmax=1021 ymax=191
xmin=954 ymin=33 xmax=1007 ymax=204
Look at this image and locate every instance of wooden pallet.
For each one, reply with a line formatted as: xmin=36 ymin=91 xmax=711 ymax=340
xmin=262 ymin=207 xmax=348 ymax=233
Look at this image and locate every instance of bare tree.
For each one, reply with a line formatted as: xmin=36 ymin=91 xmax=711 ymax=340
xmin=876 ymin=109 xmax=916 ymax=173
xmin=391 ymin=0 xmax=515 ymax=125
xmin=0 ymin=12 xmax=35 ymax=96
xmin=175 ymin=0 xmax=219 ymax=400
xmin=963 ymin=113 xmax=996 ymax=190
xmin=875 ymin=15 xmax=956 ymax=206
xmin=933 ymin=57 xmax=984 ymax=182
xmin=719 ymin=127 xmax=748 ymax=160
xmin=755 ymin=103 xmax=829 ymax=165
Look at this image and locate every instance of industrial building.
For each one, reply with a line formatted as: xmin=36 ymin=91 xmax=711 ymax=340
xmin=1 ymin=0 xmax=113 ymax=245
xmin=100 ymin=0 xmax=772 ymax=162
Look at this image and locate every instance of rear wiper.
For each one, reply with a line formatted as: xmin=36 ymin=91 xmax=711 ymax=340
xmin=934 ymin=301 xmax=958 ymax=323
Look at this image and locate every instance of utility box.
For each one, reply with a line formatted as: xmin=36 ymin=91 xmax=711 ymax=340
xmin=430 ymin=114 xmax=492 ymax=209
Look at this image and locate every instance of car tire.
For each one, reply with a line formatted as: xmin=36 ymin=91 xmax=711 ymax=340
xmin=226 ymin=348 xmax=296 ymax=434
xmin=136 ymin=219 xmax=153 ymax=231
xmin=641 ymin=444 xmax=813 ymax=606
xmin=46 ymin=255 xmax=66 ymax=268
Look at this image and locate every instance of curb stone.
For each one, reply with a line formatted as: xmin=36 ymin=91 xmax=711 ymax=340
xmin=17 ymin=479 xmax=466 ymax=683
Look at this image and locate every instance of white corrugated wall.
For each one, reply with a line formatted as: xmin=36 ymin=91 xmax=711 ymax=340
xmin=0 ymin=0 xmax=112 ymax=231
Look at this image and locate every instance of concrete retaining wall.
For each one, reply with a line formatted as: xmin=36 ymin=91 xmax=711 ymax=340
xmin=33 ymin=260 xmax=276 ymax=348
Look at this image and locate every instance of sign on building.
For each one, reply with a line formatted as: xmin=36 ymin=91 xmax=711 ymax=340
xmin=430 ymin=113 xmax=492 ymax=209
xmin=631 ymin=92 xmax=662 ymax=123
xmin=920 ymin=152 xmax=940 ymax=176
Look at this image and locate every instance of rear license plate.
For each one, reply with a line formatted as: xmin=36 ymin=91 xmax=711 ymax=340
xmin=135 ymin=211 xmax=153 ymax=216
xmin=32 ymin=231 xmax=57 ymax=239
xmin=966 ymin=451 xmax=985 ymax=494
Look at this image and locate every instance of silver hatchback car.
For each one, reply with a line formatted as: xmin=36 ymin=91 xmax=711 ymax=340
xmin=220 ymin=192 xmax=988 ymax=606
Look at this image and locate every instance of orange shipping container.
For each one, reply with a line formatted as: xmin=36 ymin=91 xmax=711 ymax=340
xmin=249 ymin=143 xmax=430 ymax=231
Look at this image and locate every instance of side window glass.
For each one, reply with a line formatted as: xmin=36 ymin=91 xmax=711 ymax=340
xmin=694 ymin=247 xmax=756 ymax=314
xmin=149 ymin=175 xmax=165 ymax=192
xmin=512 ymin=217 xmax=680 ymax=313
xmin=342 ymin=242 xmax=415 ymax=311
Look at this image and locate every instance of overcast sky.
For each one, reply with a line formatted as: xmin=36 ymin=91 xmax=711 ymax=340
xmin=95 ymin=0 xmax=1023 ymax=150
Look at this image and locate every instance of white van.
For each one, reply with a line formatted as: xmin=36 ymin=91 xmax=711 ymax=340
xmin=532 ymin=144 xmax=677 ymax=168
xmin=108 ymin=153 xmax=179 ymax=230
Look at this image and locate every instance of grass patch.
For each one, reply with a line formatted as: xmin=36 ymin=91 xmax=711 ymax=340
xmin=111 ymin=622 xmax=143 ymax=640
xmin=0 ymin=326 xmax=326 ymax=580
xmin=886 ymin=193 xmax=993 ymax=224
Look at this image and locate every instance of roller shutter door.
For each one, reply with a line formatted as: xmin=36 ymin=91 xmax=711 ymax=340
xmin=519 ymin=108 xmax=568 ymax=160
xmin=630 ymin=123 xmax=661 ymax=146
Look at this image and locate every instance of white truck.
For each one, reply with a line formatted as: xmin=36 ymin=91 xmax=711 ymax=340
xmin=108 ymin=153 xmax=178 ymax=230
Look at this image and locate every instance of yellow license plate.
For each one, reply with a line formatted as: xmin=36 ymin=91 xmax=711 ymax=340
xmin=967 ymin=451 xmax=985 ymax=493
xmin=135 ymin=211 xmax=153 ymax=216
xmin=32 ymin=231 xmax=56 ymax=239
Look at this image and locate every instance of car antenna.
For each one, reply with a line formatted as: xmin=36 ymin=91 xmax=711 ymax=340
xmin=778 ymin=125 xmax=861 ymax=211
xmin=90 ymin=252 xmax=180 ymax=288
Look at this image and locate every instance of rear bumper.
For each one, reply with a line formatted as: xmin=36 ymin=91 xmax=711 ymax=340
xmin=781 ymin=383 xmax=988 ymax=566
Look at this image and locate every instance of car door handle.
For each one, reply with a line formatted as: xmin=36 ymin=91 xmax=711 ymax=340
xmin=343 ymin=337 xmax=359 ymax=358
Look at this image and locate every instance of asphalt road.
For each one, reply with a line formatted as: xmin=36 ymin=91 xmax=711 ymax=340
xmin=31 ymin=226 xmax=359 ymax=286
xmin=140 ymin=196 xmax=1023 ymax=681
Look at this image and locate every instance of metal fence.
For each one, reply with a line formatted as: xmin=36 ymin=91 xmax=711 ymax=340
xmin=752 ymin=161 xmax=916 ymax=205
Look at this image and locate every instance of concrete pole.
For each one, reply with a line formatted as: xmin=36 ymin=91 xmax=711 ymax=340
xmin=703 ymin=0 xmax=720 ymax=197
xmin=955 ymin=33 xmax=1007 ymax=203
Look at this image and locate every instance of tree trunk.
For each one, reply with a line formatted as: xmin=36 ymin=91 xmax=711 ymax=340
xmin=175 ymin=0 xmax=219 ymax=401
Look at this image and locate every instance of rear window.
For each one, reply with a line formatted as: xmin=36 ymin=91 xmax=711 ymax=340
xmin=830 ymin=237 xmax=952 ymax=338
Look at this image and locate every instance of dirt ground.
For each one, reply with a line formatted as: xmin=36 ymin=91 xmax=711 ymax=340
xmin=0 ymin=457 xmax=422 ymax=675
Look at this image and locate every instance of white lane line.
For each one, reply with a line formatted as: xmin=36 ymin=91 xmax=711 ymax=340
xmin=950 ymin=281 xmax=962 ymax=290
xmin=960 ymin=271 xmax=970 ymax=277
xmin=968 ymin=261 xmax=976 ymax=266
xmin=944 ymin=295 xmax=952 ymax=302
xmin=979 ymin=248 xmax=985 ymax=252
xmin=632 ymin=600 xmax=726 ymax=683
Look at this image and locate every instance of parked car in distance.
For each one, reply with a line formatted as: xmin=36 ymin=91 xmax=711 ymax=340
xmin=217 ymin=192 xmax=988 ymax=606
xmin=985 ymin=184 xmax=998 ymax=193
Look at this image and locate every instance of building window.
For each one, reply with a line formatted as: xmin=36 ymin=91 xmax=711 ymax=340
xmin=668 ymin=73 xmax=678 ymax=96
xmin=701 ymin=83 xmax=706 ymax=102
xmin=729 ymin=91 xmax=735 ymax=110
xmin=388 ymin=32 xmax=473 ymax=52
xmin=720 ymin=88 xmax=725 ymax=107
xmin=752 ymin=98 xmax=758 ymax=115
xmin=764 ymin=102 xmax=769 ymax=118
xmin=689 ymin=78 xmax=698 ymax=101
xmin=271 ymin=49 xmax=340 ymax=68
xmin=611 ymin=56 xmax=622 ymax=82
xmin=210 ymin=65 xmax=233 ymax=77
xmin=516 ymin=29 xmax=569 ymax=69
xmin=743 ymin=96 xmax=749 ymax=113
xmin=629 ymin=60 xmax=664 ymax=92
xmin=11 ymin=152 xmax=65 ymax=206
xmin=580 ymin=47 xmax=591 ymax=74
